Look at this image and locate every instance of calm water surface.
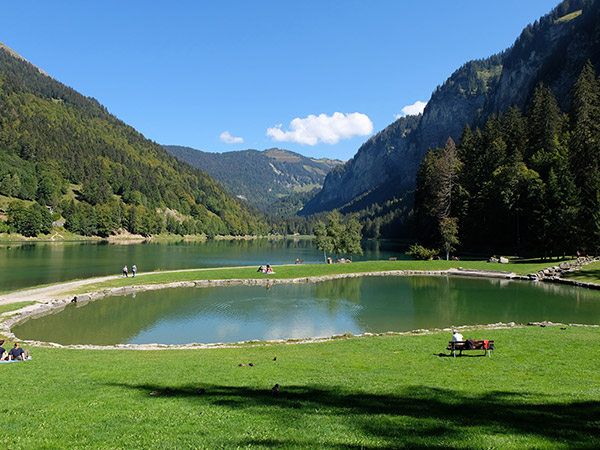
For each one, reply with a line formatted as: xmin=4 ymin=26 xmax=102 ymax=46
xmin=0 ymin=239 xmax=407 ymax=292
xmin=13 ymin=276 xmax=600 ymax=345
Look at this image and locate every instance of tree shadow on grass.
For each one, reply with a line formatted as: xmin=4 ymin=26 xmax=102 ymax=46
xmin=108 ymin=382 xmax=600 ymax=449
xmin=564 ymin=268 xmax=600 ymax=282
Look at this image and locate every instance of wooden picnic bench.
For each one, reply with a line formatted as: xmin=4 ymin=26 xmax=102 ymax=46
xmin=447 ymin=340 xmax=494 ymax=358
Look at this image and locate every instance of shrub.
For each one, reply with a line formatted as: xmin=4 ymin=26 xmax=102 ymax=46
xmin=406 ymin=243 xmax=439 ymax=260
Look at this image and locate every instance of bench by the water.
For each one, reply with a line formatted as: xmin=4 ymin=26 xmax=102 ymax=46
xmin=447 ymin=340 xmax=494 ymax=358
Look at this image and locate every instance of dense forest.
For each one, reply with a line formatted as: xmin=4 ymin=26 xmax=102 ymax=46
xmin=414 ymin=62 xmax=600 ymax=256
xmin=0 ymin=45 xmax=268 ymax=237
xmin=302 ymin=0 xmax=600 ymax=240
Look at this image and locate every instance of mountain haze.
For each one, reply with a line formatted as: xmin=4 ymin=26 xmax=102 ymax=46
xmin=302 ymin=0 xmax=600 ymax=217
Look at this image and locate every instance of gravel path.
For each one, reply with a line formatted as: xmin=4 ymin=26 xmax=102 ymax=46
xmin=0 ymin=265 xmax=257 ymax=306
xmin=0 ymin=275 xmax=120 ymax=306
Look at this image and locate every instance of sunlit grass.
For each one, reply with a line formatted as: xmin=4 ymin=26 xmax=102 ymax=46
xmin=66 ymin=259 xmax=562 ymax=295
xmin=1 ymin=325 xmax=597 ymax=449
xmin=561 ymin=260 xmax=600 ymax=284
xmin=0 ymin=301 xmax=34 ymax=316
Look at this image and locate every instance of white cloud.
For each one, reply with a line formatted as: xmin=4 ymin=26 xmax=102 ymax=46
xmin=395 ymin=100 xmax=427 ymax=119
xmin=266 ymin=112 xmax=373 ymax=146
xmin=219 ymin=131 xmax=244 ymax=144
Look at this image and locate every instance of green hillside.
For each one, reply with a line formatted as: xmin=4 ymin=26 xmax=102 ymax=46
xmin=0 ymin=43 xmax=267 ymax=237
xmin=165 ymin=145 xmax=342 ymax=214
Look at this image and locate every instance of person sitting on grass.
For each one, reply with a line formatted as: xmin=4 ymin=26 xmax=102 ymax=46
xmin=0 ymin=339 xmax=7 ymax=361
xmin=8 ymin=342 xmax=29 ymax=361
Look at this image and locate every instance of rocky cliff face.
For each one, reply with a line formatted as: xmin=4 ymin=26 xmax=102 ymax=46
xmin=302 ymin=0 xmax=600 ymax=216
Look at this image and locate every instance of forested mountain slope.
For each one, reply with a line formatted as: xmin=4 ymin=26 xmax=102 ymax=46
xmin=165 ymin=145 xmax=342 ymax=214
xmin=415 ymin=61 xmax=600 ymax=255
xmin=0 ymin=42 xmax=266 ymax=236
xmin=302 ymin=0 xmax=600 ymax=221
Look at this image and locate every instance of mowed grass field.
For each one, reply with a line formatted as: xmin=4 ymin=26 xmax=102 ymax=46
xmin=65 ymin=259 xmax=563 ymax=295
xmin=0 ymin=326 xmax=598 ymax=449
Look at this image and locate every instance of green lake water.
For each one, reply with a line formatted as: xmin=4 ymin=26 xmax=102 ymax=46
xmin=13 ymin=275 xmax=600 ymax=345
xmin=0 ymin=239 xmax=408 ymax=292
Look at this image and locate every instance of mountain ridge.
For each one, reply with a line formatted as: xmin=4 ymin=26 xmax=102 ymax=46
xmin=164 ymin=145 xmax=342 ymax=214
xmin=0 ymin=43 xmax=267 ymax=236
xmin=302 ymin=0 xmax=600 ymax=217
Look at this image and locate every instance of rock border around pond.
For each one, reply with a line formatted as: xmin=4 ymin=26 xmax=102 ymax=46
xmin=1 ymin=267 xmax=597 ymax=350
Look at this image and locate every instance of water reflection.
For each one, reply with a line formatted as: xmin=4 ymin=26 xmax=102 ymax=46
xmin=13 ymin=276 xmax=600 ymax=346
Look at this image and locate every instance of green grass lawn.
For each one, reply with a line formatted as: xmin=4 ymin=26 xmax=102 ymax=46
xmin=0 ymin=325 xmax=598 ymax=449
xmin=0 ymin=301 xmax=34 ymax=315
xmin=562 ymin=260 xmax=600 ymax=284
xmin=67 ymin=259 xmax=562 ymax=295
xmin=2 ymin=259 xmax=598 ymax=448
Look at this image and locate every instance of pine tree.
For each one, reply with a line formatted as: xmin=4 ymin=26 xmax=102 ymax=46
xmin=570 ymin=61 xmax=600 ymax=249
xmin=527 ymin=83 xmax=562 ymax=179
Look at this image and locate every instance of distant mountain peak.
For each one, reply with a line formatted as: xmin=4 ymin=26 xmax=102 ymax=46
xmin=164 ymin=145 xmax=343 ymax=214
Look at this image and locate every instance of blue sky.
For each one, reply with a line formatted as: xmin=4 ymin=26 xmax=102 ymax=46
xmin=3 ymin=0 xmax=560 ymax=161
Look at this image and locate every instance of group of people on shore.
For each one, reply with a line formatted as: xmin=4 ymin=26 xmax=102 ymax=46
xmin=0 ymin=340 xmax=30 ymax=361
xmin=122 ymin=264 xmax=137 ymax=277
xmin=257 ymin=264 xmax=274 ymax=274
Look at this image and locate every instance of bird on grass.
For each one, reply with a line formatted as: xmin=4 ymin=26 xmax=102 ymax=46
xmin=271 ymin=384 xmax=280 ymax=397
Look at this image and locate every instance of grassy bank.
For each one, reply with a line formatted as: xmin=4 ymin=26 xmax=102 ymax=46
xmin=66 ymin=259 xmax=562 ymax=295
xmin=562 ymin=260 xmax=600 ymax=284
xmin=1 ymin=325 xmax=598 ymax=449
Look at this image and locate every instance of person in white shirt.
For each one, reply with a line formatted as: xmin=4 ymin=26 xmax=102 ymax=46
xmin=452 ymin=329 xmax=464 ymax=341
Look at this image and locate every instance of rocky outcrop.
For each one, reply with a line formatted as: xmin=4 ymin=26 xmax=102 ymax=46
xmin=302 ymin=0 xmax=600 ymax=216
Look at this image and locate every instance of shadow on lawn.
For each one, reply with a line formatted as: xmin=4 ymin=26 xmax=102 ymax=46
xmin=564 ymin=268 xmax=600 ymax=281
xmin=109 ymin=382 xmax=600 ymax=449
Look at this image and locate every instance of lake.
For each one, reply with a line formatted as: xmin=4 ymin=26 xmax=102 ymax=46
xmin=13 ymin=275 xmax=600 ymax=346
xmin=0 ymin=238 xmax=409 ymax=292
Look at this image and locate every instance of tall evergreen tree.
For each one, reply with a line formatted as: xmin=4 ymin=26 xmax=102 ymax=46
xmin=570 ymin=61 xmax=600 ymax=250
xmin=527 ymin=83 xmax=562 ymax=179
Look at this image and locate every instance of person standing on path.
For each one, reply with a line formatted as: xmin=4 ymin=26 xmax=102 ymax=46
xmin=122 ymin=265 xmax=128 ymax=277
xmin=132 ymin=264 xmax=137 ymax=277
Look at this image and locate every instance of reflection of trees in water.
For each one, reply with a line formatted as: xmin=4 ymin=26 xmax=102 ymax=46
xmin=190 ymin=239 xmax=315 ymax=251
xmin=17 ymin=276 xmax=600 ymax=346
xmin=313 ymin=277 xmax=363 ymax=317
xmin=315 ymin=278 xmax=363 ymax=304
xmin=14 ymin=287 xmax=219 ymax=346
xmin=410 ymin=276 xmax=462 ymax=327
